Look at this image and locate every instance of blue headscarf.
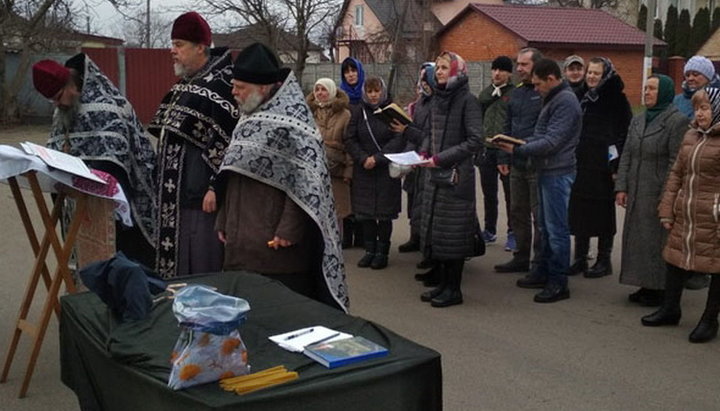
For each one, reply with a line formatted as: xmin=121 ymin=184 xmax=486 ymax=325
xmin=340 ymin=57 xmax=365 ymax=104
xmin=418 ymin=62 xmax=436 ymax=97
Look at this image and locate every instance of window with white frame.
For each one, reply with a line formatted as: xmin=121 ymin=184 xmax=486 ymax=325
xmin=355 ymin=5 xmax=364 ymax=26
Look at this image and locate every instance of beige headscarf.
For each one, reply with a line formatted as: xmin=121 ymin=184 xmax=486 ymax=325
xmin=314 ymin=78 xmax=337 ymax=106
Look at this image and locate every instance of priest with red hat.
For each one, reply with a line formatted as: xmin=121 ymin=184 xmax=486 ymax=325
xmin=31 ymin=55 xmax=157 ymax=268
xmin=148 ymin=12 xmax=238 ymax=279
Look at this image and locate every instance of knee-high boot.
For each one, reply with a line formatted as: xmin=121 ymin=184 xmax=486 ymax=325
xmin=689 ymin=275 xmax=720 ymax=343
xmin=642 ymin=265 xmax=688 ymax=326
xmin=569 ymin=235 xmax=589 ymax=276
xmin=585 ymin=235 xmax=613 ymax=278
xmin=357 ymin=220 xmax=378 ymax=268
xmin=421 ymin=262 xmax=447 ymax=302
xmin=431 ymin=260 xmax=464 ymax=308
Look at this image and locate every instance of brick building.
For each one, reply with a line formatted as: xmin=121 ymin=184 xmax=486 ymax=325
xmin=436 ymin=4 xmax=667 ymax=105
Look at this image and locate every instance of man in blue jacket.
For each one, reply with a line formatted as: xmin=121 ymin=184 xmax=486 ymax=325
xmin=494 ymin=48 xmax=543 ymax=274
xmin=496 ymin=58 xmax=582 ymax=303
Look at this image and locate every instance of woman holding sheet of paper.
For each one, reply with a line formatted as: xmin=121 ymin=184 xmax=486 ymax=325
xmin=344 ymin=77 xmax=405 ymax=270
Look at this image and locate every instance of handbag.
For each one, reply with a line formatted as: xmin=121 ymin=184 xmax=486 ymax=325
xmin=472 ymin=223 xmax=486 ymax=257
xmin=429 ymin=167 xmax=458 ymax=187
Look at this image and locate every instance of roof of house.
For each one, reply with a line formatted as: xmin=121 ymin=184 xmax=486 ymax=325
xmin=61 ymin=31 xmax=125 ymax=46
xmin=362 ymin=0 xmax=443 ymax=39
xmin=214 ymin=23 xmax=324 ymax=53
xmin=697 ymin=27 xmax=720 ymax=60
xmin=438 ymin=3 xmax=665 ymax=47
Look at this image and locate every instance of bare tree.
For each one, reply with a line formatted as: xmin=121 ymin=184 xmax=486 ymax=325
xmin=113 ymin=6 xmax=172 ymax=48
xmin=0 ymin=0 xmax=77 ymax=123
xmin=201 ymin=0 xmax=341 ymax=86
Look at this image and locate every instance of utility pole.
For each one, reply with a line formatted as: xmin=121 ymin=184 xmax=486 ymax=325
xmin=642 ymin=0 xmax=656 ymax=105
xmin=145 ymin=0 xmax=151 ymax=48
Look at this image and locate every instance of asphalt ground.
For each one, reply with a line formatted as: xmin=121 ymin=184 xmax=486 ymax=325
xmin=0 ymin=125 xmax=718 ymax=410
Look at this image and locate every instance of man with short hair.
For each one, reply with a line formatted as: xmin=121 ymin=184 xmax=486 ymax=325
xmin=215 ymin=43 xmax=348 ymax=312
xmin=32 ymin=55 xmax=157 ymax=267
xmin=494 ymin=47 xmax=543 ymax=274
xmin=476 ymin=55 xmax=514 ymax=250
xmin=148 ymin=12 xmax=238 ymax=278
xmin=673 ymin=55 xmax=720 ymax=118
xmin=496 ymin=58 xmax=582 ymax=303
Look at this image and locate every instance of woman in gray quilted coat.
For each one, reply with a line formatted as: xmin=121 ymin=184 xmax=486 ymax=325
xmin=418 ymin=51 xmax=484 ymax=308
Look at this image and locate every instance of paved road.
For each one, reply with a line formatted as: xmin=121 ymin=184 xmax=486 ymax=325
xmin=0 ymin=126 xmax=718 ymax=410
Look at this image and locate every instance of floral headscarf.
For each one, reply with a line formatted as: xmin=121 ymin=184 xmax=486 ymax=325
xmin=435 ymin=51 xmax=467 ymax=90
xmin=581 ymin=57 xmax=618 ymax=105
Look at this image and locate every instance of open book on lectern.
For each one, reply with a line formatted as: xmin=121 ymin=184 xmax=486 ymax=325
xmin=20 ymin=142 xmax=106 ymax=184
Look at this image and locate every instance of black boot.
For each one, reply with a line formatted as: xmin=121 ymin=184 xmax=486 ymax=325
xmin=342 ymin=217 xmax=354 ymax=249
xmin=431 ymin=260 xmax=464 ymax=308
xmin=414 ymin=264 xmax=440 ymax=287
xmin=585 ymin=236 xmax=613 ymax=278
xmin=642 ymin=266 xmax=688 ymax=326
xmin=357 ymin=241 xmax=376 ymax=268
xmin=421 ymin=263 xmax=446 ymax=302
xmin=568 ymin=236 xmax=589 ymax=276
xmin=371 ymin=242 xmax=390 ymax=269
xmin=398 ymin=235 xmax=420 ymax=253
xmin=353 ymin=220 xmax=364 ymax=247
xmin=689 ymin=276 xmax=720 ymax=343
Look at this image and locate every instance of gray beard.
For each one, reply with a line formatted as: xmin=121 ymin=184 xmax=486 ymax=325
xmin=54 ymin=101 xmax=79 ymax=131
xmin=173 ymin=62 xmax=188 ymax=77
xmin=238 ymin=90 xmax=265 ymax=114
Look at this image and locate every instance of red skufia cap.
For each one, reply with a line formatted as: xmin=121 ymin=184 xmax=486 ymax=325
xmin=171 ymin=12 xmax=212 ymax=46
xmin=32 ymin=60 xmax=70 ymax=99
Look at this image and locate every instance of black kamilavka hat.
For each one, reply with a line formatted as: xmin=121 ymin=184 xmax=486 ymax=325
xmin=233 ymin=42 xmax=290 ymax=84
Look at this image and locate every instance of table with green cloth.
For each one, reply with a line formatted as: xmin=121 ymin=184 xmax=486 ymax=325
xmin=59 ymin=271 xmax=442 ymax=411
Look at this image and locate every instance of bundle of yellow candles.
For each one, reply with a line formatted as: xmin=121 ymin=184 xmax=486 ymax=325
xmin=219 ymin=365 xmax=298 ymax=395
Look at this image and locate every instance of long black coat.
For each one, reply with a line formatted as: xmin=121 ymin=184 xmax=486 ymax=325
xmin=419 ymin=78 xmax=484 ymax=260
xmin=344 ymin=100 xmax=405 ymax=219
xmin=569 ymin=74 xmax=632 ymax=237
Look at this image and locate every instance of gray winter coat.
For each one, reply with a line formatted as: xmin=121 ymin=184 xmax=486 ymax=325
xmin=420 ymin=78 xmax=484 ymax=260
xmin=615 ymin=106 xmax=689 ymax=288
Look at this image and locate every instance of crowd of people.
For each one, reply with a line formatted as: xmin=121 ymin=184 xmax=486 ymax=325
xmin=28 ymin=11 xmax=720 ymax=343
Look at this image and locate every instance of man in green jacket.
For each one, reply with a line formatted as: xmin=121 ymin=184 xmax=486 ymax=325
xmin=476 ymin=56 xmax=515 ymax=251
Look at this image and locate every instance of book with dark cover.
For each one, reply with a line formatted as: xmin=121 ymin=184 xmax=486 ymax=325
xmin=303 ymin=336 xmax=389 ymax=369
xmin=373 ymin=103 xmax=412 ymax=125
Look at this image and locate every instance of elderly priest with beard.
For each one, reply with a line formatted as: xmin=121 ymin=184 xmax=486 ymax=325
xmin=215 ymin=43 xmax=348 ymax=312
xmin=31 ymin=55 xmax=157 ymax=268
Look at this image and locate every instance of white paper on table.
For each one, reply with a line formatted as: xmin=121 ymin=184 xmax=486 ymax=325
xmin=384 ymin=151 xmax=431 ymax=166
xmin=269 ymin=325 xmax=353 ymax=353
xmin=21 ymin=142 xmax=106 ymax=184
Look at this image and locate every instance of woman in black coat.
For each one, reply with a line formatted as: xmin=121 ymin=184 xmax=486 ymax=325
xmin=418 ymin=51 xmax=484 ymax=307
xmin=344 ymin=77 xmax=405 ymax=269
xmin=568 ymin=57 xmax=632 ymax=277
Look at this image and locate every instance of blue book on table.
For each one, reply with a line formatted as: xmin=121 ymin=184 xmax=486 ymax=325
xmin=303 ymin=336 xmax=388 ymax=369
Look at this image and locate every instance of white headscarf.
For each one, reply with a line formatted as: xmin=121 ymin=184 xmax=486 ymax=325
xmin=314 ymin=78 xmax=337 ymax=106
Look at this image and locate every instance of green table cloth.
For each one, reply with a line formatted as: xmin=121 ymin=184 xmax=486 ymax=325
xmin=60 ymin=271 xmax=442 ymax=410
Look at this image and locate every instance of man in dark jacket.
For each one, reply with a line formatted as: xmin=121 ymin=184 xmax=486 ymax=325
xmin=496 ymin=58 xmax=582 ymax=303
xmin=494 ymin=48 xmax=543 ymax=273
xmin=476 ymin=55 xmax=514 ymax=250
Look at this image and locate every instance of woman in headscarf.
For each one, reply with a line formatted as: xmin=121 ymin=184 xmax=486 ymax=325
xmin=615 ymin=74 xmax=689 ymax=306
xmin=418 ymin=51 xmax=484 ymax=308
xmin=641 ymin=86 xmax=720 ymax=343
xmin=395 ymin=63 xmax=436 ymax=269
xmin=340 ymin=57 xmax=365 ymax=106
xmin=344 ymin=77 xmax=405 ymax=269
xmin=339 ymin=57 xmax=366 ymax=248
xmin=307 ymin=78 xmax=352 ymax=234
xmin=568 ymin=57 xmax=632 ymax=278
